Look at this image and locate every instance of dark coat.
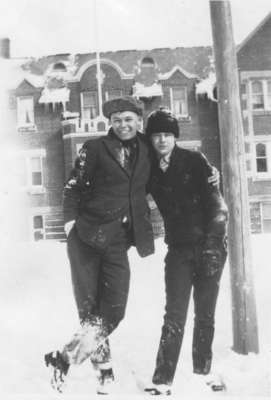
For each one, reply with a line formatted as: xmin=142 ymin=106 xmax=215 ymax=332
xmin=63 ymin=129 xmax=154 ymax=258
xmin=149 ymin=145 xmax=228 ymax=247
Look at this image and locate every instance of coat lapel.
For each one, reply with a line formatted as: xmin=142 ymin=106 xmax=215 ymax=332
xmin=166 ymin=145 xmax=186 ymax=176
xmin=132 ymin=134 xmax=148 ymax=180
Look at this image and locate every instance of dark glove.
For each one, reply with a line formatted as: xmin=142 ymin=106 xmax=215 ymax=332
xmin=201 ymin=236 xmax=226 ymax=277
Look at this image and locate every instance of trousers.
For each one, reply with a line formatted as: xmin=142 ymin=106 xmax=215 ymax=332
xmin=152 ymin=243 xmax=226 ymax=385
xmin=64 ymin=223 xmax=130 ymax=366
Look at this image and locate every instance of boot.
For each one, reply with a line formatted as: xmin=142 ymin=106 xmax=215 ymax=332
xmin=44 ymin=351 xmax=70 ymax=393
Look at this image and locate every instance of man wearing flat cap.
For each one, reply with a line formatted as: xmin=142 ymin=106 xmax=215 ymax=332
xmin=45 ymin=96 xmax=154 ymax=394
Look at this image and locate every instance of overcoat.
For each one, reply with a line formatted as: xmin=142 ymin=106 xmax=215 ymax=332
xmin=149 ymin=145 xmax=228 ymax=247
xmin=63 ymin=128 xmax=154 ymax=257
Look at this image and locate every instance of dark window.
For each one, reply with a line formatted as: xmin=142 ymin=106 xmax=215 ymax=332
xmin=256 ymin=143 xmax=268 ymax=172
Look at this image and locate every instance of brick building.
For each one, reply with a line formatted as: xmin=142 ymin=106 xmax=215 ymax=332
xmin=1 ymin=39 xmax=222 ymax=242
xmin=237 ymin=11 xmax=271 ymax=233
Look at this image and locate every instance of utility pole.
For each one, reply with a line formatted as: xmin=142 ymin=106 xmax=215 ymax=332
xmin=93 ymin=0 xmax=103 ymax=117
xmin=209 ymin=0 xmax=259 ymax=354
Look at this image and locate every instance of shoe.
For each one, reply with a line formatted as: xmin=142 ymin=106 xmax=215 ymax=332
xmin=96 ymin=367 xmax=115 ymax=395
xmin=144 ymin=383 xmax=172 ymax=396
xmin=205 ymin=373 xmax=226 ymax=391
xmin=193 ymin=372 xmax=226 ymax=392
xmin=44 ymin=351 xmax=70 ymax=393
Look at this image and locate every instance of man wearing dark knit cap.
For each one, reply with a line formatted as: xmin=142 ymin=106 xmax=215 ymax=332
xmin=144 ymin=108 xmax=228 ymax=396
xmin=45 ymin=96 xmax=155 ymax=394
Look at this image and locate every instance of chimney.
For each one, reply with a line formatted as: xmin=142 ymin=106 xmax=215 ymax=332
xmin=0 ymin=38 xmax=10 ymax=59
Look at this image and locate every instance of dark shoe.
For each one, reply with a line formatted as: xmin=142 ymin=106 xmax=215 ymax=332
xmin=205 ymin=373 xmax=226 ymax=391
xmin=96 ymin=367 xmax=115 ymax=395
xmin=44 ymin=351 xmax=70 ymax=393
xmin=193 ymin=372 xmax=226 ymax=392
xmin=144 ymin=384 xmax=172 ymax=396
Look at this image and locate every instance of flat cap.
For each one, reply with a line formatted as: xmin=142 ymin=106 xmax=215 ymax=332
xmin=102 ymin=95 xmax=144 ymax=118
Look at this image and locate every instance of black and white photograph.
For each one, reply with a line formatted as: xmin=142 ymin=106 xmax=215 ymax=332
xmin=0 ymin=0 xmax=270 ymax=398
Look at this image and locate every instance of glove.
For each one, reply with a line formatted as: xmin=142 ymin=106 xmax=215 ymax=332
xmin=201 ymin=236 xmax=226 ymax=277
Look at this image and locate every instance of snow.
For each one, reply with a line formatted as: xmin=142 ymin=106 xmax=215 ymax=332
xmin=39 ymin=87 xmax=70 ymax=104
xmin=133 ymin=82 xmax=163 ymax=98
xmin=196 ymin=72 xmax=217 ymax=102
xmin=0 ymin=58 xmax=44 ymax=90
xmin=0 ymin=234 xmax=270 ymax=398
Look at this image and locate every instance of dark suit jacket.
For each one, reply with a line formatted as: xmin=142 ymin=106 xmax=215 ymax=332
xmin=149 ymin=145 xmax=228 ymax=247
xmin=63 ymin=129 xmax=154 ymax=257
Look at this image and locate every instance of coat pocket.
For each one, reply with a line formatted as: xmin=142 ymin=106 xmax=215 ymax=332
xmin=76 ymin=216 xmax=121 ymax=250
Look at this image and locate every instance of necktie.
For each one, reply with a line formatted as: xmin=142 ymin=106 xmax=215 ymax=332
xmin=159 ymin=156 xmax=170 ymax=172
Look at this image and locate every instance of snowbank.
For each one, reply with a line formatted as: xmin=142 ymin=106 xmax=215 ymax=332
xmin=0 ymin=235 xmax=270 ymax=397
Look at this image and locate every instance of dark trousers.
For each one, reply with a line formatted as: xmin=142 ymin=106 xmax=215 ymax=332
xmin=152 ymin=244 xmax=226 ymax=386
xmin=67 ymin=223 xmax=130 ymax=366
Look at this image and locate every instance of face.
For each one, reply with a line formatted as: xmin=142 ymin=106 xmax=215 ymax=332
xmin=150 ymin=132 xmax=175 ymax=156
xmin=110 ymin=111 xmax=141 ymax=141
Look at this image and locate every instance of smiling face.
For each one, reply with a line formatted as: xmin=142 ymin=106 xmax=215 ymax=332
xmin=110 ymin=111 xmax=141 ymax=141
xmin=150 ymin=132 xmax=176 ymax=157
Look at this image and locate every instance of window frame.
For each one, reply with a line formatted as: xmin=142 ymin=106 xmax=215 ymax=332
xmin=252 ymin=140 xmax=271 ymax=179
xmin=250 ymin=79 xmax=271 ymax=112
xmin=15 ymin=149 xmax=46 ymax=193
xmin=105 ymin=89 xmax=122 ymax=101
xmin=81 ymin=91 xmax=98 ymax=120
xmin=170 ymin=86 xmax=189 ymax=118
xmin=17 ymin=95 xmax=36 ymax=130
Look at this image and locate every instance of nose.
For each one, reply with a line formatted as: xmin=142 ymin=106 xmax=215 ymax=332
xmin=159 ymin=134 xmax=166 ymax=142
xmin=120 ymin=119 xmax=128 ymax=129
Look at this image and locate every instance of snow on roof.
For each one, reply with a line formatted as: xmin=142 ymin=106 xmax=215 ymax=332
xmin=133 ymin=82 xmax=163 ymax=98
xmin=39 ymin=86 xmax=70 ymax=104
xmin=195 ymin=72 xmax=217 ymax=102
xmin=0 ymin=58 xmax=45 ymax=90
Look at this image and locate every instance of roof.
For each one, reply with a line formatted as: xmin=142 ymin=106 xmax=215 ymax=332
xmin=2 ymin=46 xmax=213 ymax=91
xmin=237 ymin=11 xmax=271 ymax=53
xmin=21 ymin=46 xmax=213 ymax=79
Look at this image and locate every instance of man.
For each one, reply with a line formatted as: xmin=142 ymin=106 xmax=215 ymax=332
xmin=144 ymin=108 xmax=228 ymax=396
xmin=44 ymin=96 xmax=155 ymax=394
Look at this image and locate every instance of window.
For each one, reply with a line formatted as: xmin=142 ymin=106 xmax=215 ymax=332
xmin=251 ymin=80 xmax=271 ymax=111
xmin=251 ymin=81 xmax=264 ymax=110
xmin=30 ymin=157 xmax=43 ymax=186
xmin=262 ymin=202 xmax=271 ymax=233
xmin=171 ymin=87 xmax=188 ymax=117
xmin=17 ymin=96 xmax=35 ymax=127
xmin=14 ymin=150 xmax=45 ymax=192
xmin=105 ymin=89 xmax=122 ymax=101
xmin=253 ymin=141 xmax=271 ymax=178
xmin=33 ymin=215 xmax=45 ymax=241
xmin=256 ymin=143 xmax=268 ymax=172
xmin=81 ymin=91 xmax=98 ymax=119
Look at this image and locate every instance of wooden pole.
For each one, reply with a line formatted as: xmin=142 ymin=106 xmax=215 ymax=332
xmin=209 ymin=0 xmax=259 ymax=354
xmin=93 ymin=0 xmax=103 ymax=117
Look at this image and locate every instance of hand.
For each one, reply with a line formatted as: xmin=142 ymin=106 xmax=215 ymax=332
xmin=64 ymin=220 xmax=75 ymax=236
xmin=208 ymin=166 xmax=220 ymax=186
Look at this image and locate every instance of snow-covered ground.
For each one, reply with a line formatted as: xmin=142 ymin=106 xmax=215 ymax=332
xmin=0 ymin=234 xmax=270 ymax=399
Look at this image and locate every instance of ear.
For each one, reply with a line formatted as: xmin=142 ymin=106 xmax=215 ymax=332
xmin=137 ymin=116 xmax=143 ymax=132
